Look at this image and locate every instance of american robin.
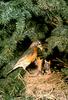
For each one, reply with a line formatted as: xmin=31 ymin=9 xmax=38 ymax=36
xmin=7 ymin=40 xmax=43 ymax=75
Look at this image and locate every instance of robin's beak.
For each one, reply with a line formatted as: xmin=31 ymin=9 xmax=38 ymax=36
xmin=38 ymin=45 xmax=43 ymax=51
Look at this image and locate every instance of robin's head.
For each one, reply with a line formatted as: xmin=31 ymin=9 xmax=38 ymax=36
xmin=30 ymin=40 xmax=43 ymax=51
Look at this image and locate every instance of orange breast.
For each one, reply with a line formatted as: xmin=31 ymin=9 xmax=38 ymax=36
xmin=27 ymin=47 xmax=37 ymax=63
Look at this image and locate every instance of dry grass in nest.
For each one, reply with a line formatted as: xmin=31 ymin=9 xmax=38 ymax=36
xmin=18 ymin=69 xmax=68 ymax=100
xmin=24 ymin=71 xmax=68 ymax=100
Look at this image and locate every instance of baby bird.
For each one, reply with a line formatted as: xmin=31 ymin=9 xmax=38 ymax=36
xmin=7 ymin=40 xmax=43 ymax=75
xmin=43 ymin=60 xmax=51 ymax=75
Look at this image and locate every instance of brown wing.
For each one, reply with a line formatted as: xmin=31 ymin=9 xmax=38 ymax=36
xmin=13 ymin=47 xmax=37 ymax=70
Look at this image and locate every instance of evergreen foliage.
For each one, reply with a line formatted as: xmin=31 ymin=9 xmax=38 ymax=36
xmin=0 ymin=0 xmax=68 ymax=99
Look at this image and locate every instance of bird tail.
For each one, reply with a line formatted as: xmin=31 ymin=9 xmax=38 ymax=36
xmin=7 ymin=61 xmax=30 ymax=76
xmin=6 ymin=65 xmax=23 ymax=76
xmin=6 ymin=66 xmax=19 ymax=76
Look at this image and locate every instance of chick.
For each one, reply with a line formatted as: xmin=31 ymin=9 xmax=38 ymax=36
xmin=35 ymin=57 xmax=43 ymax=75
xmin=42 ymin=60 xmax=51 ymax=75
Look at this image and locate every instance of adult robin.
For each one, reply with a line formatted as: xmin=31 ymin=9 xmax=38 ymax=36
xmin=7 ymin=40 xmax=43 ymax=76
